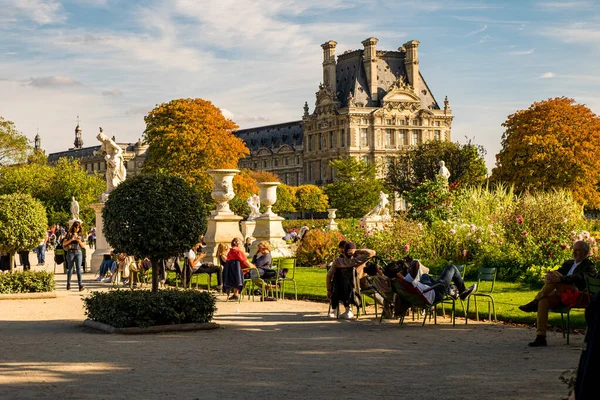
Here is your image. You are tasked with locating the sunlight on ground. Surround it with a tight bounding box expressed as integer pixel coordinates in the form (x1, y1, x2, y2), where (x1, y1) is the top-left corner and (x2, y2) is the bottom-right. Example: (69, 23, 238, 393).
(0, 362, 128, 384)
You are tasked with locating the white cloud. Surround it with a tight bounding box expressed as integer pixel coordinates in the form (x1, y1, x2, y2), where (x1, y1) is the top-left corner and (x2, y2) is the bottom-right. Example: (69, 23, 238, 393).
(467, 25, 488, 36)
(102, 89, 123, 97)
(26, 76, 82, 88)
(539, 23, 600, 45)
(0, 0, 66, 25)
(537, 1, 594, 10)
(508, 48, 534, 55)
(479, 34, 491, 43)
(541, 72, 556, 78)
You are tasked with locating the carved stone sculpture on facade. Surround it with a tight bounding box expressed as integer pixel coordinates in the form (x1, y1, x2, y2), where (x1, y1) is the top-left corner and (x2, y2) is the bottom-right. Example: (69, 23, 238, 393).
(364, 191, 392, 221)
(247, 194, 261, 220)
(95, 128, 126, 201)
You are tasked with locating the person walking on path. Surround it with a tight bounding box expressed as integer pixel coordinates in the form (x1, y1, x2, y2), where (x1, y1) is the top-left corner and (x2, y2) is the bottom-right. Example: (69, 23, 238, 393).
(62, 221, 86, 291)
(35, 230, 49, 265)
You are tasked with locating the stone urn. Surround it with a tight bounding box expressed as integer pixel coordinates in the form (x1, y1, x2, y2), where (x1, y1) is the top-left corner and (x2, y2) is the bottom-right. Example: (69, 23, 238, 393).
(327, 208, 337, 221)
(258, 182, 280, 217)
(207, 169, 239, 215)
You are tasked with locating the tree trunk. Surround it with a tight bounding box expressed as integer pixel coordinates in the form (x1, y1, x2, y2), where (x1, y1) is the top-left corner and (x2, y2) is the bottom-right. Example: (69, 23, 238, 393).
(9, 252, 15, 272)
(151, 257, 159, 293)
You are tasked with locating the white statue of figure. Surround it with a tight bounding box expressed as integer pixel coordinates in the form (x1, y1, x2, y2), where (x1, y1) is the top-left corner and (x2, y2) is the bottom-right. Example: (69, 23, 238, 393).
(70, 196, 80, 219)
(247, 194, 261, 220)
(95, 128, 126, 198)
(438, 160, 451, 181)
(364, 191, 391, 220)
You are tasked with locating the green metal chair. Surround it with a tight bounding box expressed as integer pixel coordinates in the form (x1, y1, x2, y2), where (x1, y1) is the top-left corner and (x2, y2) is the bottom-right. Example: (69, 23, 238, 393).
(277, 258, 298, 300)
(553, 276, 600, 344)
(465, 267, 497, 324)
(438, 265, 466, 326)
(240, 267, 266, 302)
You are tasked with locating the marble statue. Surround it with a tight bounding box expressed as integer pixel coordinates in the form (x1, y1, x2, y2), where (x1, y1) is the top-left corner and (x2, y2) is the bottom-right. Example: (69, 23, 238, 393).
(364, 191, 391, 220)
(95, 128, 126, 199)
(247, 194, 261, 220)
(438, 160, 451, 181)
(70, 196, 80, 219)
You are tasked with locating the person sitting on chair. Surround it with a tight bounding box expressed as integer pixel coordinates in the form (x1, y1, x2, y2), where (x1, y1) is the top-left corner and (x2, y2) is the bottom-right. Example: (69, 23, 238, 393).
(519, 240, 596, 347)
(399, 260, 476, 306)
(223, 237, 256, 301)
(327, 241, 376, 319)
(187, 241, 223, 290)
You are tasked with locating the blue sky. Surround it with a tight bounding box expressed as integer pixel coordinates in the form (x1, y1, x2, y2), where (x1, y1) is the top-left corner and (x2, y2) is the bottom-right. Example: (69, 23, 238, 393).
(1, 0, 600, 170)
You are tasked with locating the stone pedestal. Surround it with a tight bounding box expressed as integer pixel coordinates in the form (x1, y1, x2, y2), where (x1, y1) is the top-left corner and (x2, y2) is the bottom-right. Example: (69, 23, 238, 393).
(241, 220, 256, 239)
(203, 169, 244, 265)
(360, 217, 388, 231)
(249, 182, 288, 257)
(90, 202, 112, 273)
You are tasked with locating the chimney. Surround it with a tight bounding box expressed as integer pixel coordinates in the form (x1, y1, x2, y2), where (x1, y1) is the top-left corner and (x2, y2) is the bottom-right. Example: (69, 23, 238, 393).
(362, 37, 379, 102)
(403, 40, 420, 89)
(321, 40, 337, 96)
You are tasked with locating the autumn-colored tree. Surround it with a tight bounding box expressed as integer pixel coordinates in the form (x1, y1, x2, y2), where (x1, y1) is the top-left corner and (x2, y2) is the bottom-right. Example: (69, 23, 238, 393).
(294, 185, 328, 217)
(229, 169, 280, 217)
(492, 97, 600, 209)
(273, 184, 296, 214)
(324, 157, 383, 218)
(0, 117, 30, 165)
(386, 140, 487, 195)
(142, 98, 249, 203)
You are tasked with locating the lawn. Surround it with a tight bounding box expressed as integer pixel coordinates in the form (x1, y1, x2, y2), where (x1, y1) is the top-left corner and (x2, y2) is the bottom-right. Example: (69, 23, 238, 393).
(180, 267, 587, 329)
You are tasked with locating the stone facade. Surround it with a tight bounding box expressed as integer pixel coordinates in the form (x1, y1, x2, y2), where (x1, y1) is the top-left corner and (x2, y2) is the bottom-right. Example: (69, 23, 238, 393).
(46, 123, 148, 180)
(235, 37, 453, 184)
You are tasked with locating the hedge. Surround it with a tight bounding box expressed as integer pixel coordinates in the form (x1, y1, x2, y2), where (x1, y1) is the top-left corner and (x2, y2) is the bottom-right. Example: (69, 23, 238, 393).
(83, 289, 216, 328)
(0, 271, 55, 294)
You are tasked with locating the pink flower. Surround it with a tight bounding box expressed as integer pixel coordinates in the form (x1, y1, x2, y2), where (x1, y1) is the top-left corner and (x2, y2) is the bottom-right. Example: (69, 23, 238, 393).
(470, 224, 476, 233)
(477, 238, 482, 244)
(590, 237, 596, 245)
(522, 231, 528, 236)
(517, 216, 523, 224)
(449, 229, 456, 234)
(563, 217, 568, 223)
(403, 244, 410, 252)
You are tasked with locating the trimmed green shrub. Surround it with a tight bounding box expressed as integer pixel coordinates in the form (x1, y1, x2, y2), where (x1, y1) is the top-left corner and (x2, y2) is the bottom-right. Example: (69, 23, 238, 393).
(83, 289, 216, 328)
(0, 271, 55, 293)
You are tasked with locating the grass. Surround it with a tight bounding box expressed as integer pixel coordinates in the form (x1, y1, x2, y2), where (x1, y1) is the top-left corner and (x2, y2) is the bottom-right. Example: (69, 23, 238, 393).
(173, 267, 587, 329)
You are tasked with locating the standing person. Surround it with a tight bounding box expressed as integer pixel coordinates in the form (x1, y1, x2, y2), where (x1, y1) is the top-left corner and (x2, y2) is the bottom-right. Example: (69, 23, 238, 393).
(35, 230, 49, 266)
(519, 240, 596, 347)
(62, 221, 86, 291)
(18, 250, 31, 271)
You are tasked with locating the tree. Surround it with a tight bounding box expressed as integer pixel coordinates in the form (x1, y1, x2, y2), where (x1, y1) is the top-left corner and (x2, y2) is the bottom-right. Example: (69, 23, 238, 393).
(0, 158, 104, 227)
(229, 169, 280, 217)
(102, 174, 206, 292)
(142, 98, 250, 204)
(294, 185, 328, 217)
(386, 140, 487, 195)
(273, 184, 296, 214)
(492, 97, 600, 209)
(0, 117, 30, 166)
(0, 193, 47, 271)
(323, 157, 384, 218)
(405, 177, 454, 223)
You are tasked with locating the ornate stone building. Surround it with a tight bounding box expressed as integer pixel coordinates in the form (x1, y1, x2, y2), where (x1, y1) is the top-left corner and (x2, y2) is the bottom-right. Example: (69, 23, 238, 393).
(236, 37, 453, 185)
(47, 122, 148, 180)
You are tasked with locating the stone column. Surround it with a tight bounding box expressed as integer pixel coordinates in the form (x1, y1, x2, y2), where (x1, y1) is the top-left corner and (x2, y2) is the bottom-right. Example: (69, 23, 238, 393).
(250, 182, 288, 257)
(89, 202, 111, 273)
(203, 169, 243, 265)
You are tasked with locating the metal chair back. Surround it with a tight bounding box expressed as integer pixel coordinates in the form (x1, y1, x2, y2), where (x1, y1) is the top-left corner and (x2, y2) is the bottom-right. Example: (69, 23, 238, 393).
(477, 267, 497, 293)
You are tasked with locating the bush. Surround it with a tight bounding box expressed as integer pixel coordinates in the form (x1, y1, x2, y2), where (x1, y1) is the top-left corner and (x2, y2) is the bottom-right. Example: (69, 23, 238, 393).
(296, 229, 344, 267)
(83, 289, 216, 328)
(282, 219, 330, 231)
(0, 271, 55, 293)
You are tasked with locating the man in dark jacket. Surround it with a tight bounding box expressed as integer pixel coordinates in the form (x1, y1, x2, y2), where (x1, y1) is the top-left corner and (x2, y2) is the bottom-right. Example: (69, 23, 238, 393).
(520, 240, 596, 347)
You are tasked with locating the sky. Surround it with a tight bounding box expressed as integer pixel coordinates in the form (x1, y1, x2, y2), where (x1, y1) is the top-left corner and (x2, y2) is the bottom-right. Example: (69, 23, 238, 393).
(1, 0, 600, 170)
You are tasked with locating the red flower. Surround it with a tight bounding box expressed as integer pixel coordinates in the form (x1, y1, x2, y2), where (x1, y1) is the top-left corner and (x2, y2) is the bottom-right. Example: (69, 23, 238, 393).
(517, 216, 524, 224)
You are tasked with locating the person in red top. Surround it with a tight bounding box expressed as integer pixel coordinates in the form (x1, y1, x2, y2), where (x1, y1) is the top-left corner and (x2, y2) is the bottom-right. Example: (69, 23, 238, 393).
(223, 237, 255, 300)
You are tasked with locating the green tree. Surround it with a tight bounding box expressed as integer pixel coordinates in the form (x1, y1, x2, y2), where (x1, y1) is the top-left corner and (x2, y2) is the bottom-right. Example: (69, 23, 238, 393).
(323, 157, 383, 218)
(405, 177, 454, 223)
(492, 97, 600, 209)
(143, 98, 249, 204)
(386, 140, 487, 195)
(0, 158, 104, 227)
(273, 184, 296, 214)
(294, 185, 328, 217)
(0, 193, 47, 271)
(102, 174, 206, 292)
(0, 117, 30, 166)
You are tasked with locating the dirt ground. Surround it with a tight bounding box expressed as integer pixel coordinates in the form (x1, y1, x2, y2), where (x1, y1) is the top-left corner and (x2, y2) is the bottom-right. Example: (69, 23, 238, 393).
(0, 254, 583, 400)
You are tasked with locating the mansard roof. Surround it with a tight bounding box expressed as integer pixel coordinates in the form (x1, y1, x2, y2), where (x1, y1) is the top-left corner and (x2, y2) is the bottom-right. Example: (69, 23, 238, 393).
(335, 49, 439, 110)
(235, 121, 303, 152)
(47, 142, 142, 163)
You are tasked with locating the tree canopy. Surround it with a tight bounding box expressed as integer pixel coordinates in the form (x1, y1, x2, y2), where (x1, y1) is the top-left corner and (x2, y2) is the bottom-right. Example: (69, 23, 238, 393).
(491, 97, 600, 209)
(102, 174, 207, 292)
(0, 193, 47, 271)
(142, 98, 250, 204)
(0, 158, 104, 227)
(294, 185, 328, 216)
(386, 140, 487, 195)
(0, 117, 30, 166)
(323, 157, 383, 218)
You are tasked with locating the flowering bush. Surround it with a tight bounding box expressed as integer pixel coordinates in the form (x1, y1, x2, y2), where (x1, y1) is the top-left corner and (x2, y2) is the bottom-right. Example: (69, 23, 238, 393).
(296, 229, 345, 267)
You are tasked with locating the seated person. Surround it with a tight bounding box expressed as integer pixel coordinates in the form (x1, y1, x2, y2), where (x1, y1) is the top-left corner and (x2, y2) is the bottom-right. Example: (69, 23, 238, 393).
(96, 253, 115, 281)
(223, 237, 255, 301)
(186, 241, 223, 291)
(327, 241, 376, 319)
(519, 240, 596, 347)
(252, 241, 276, 280)
(400, 261, 476, 305)
(217, 243, 229, 266)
